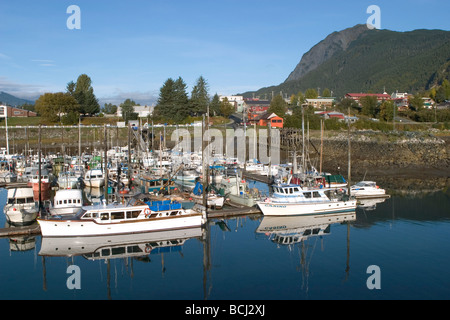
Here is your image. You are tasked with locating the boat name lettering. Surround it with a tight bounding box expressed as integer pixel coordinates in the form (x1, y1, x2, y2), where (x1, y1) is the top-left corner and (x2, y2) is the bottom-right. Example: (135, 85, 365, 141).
(266, 204, 287, 208)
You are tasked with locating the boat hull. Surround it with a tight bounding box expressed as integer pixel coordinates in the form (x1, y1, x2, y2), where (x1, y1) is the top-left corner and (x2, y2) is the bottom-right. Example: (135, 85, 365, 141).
(5, 207, 39, 226)
(228, 194, 257, 207)
(84, 178, 104, 188)
(257, 200, 357, 216)
(38, 213, 205, 237)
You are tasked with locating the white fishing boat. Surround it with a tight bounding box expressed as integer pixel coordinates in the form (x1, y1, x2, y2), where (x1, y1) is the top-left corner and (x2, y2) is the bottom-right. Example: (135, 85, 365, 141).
(218, 175, 260, 207)
(4, 187, 39, 225)
(190, 181, 224, 209)
(257, 184, 356, 216)
(49, 189, 83, 216)
(350, 181, 387, 198)
(58, 171, 80, 189)
(84, 169, 105, 188)
(38, 198, 206, 237)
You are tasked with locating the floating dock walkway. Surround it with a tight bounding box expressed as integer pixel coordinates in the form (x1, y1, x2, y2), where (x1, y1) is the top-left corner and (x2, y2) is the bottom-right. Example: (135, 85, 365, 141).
(0, 224, 41, 238)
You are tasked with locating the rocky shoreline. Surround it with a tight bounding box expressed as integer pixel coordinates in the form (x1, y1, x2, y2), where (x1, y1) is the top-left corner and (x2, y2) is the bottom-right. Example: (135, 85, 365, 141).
(283, 130, 450, 180)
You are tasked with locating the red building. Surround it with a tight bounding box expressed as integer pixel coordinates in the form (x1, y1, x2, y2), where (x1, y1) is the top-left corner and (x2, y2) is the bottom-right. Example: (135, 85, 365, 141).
(0, 105, 37, 117)
(252, 112, 284, 128)
(244, 99, 271, 121)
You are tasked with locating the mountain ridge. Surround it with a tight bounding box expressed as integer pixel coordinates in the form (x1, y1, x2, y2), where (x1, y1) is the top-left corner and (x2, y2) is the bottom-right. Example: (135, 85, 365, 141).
(285, 24, 370, 82)
(242, 25, 450, 99)
(0, 91, 35, 106)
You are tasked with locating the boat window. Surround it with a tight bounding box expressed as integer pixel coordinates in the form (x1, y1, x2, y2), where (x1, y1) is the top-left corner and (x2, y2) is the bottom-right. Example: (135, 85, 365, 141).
(111, 247, 126, 256)
(83, 213, 91, 219)
(17, 198, 26, 204)
(127, 245, 143, 254)
(313, 192, 321, 198)
(111, 211, 125, 220)
(64, 200, 67, 204)
(126, 210, 141, 219)
(293, 187, 300, 192)
(289, 188, 293, 194)
(304, 192, 312, 198)
(170, 211, 178, 216)
(100, 212, 109, 220)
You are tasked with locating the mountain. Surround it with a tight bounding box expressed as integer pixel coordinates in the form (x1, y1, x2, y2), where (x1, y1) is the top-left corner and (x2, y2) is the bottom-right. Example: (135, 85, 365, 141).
(0, 91, 35, 106)
(243, 25, 450, 99)
(285, 24, 369, 83)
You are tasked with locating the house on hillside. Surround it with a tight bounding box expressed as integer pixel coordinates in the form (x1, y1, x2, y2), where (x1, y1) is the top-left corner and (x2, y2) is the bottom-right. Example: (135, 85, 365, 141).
(304, 98, 335, 109)
(0, 105, 37, 118)
(251, 112, 284, 128)
(345, 93, 391, 104)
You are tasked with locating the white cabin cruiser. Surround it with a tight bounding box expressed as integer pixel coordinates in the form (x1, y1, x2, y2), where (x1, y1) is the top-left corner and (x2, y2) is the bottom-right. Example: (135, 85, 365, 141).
(257, 184, 356, 216)
(350, 181, 387, 198)
(38, 199, 206, 237)
(4, 187, 39, 225)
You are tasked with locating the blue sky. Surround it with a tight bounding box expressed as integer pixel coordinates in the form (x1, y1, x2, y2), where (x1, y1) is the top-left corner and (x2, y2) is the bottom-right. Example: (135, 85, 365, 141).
(1, 0, 449, 105)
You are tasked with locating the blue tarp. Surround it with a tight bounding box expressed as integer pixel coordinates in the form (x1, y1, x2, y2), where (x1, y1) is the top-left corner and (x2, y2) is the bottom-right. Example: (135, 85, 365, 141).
(193, 181, 203, 196)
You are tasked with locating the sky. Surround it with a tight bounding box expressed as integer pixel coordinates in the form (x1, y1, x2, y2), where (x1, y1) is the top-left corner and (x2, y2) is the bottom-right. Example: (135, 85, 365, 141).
(0, 0, 449, 106)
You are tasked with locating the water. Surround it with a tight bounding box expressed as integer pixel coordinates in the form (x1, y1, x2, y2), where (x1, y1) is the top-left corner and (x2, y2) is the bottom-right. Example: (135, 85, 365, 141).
(0, 185, 449, 300)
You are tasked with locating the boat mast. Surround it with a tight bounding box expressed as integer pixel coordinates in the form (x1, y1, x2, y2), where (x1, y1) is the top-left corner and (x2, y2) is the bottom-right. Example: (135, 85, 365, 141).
(347, 107, 352, 197)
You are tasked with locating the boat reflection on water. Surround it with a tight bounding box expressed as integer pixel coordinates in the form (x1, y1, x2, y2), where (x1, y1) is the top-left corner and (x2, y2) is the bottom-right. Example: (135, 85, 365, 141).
(256, 212, 356, 295)
(256, 212, 356, 246)
(39, 227, 204, 260)
(357, 197, 388, 211)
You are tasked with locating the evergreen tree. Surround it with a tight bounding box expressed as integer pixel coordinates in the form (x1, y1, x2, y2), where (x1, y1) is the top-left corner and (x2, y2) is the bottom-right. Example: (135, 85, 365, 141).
(190, 76, 209, 116)
(155, 77, 189, 122)
(209, 94, 221, 116)
(70, 74, 100, 116)
(173, 77, 189, 121)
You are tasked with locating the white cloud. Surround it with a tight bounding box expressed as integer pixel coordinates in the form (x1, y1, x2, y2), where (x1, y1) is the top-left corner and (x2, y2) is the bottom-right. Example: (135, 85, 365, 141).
(31, 59, 56, 67)
(0, 76, 58, 101)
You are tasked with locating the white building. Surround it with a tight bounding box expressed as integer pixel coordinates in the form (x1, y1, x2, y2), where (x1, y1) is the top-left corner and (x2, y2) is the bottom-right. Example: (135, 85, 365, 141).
(117, 105, 155, 118)
(219, 95, 245, 112)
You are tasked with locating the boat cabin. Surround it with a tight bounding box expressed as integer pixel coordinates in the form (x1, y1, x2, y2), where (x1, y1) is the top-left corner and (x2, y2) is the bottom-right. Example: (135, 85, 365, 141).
(271, 184, 331, 202)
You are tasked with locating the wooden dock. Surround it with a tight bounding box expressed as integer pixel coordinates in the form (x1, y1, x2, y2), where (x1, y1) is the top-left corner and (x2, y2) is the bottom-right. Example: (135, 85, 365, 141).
(0, 224, 41, 238)
(207, 206, 262, 219)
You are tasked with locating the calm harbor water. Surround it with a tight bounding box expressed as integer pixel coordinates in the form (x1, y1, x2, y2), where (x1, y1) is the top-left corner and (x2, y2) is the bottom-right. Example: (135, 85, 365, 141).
(0, 182, 449, 300)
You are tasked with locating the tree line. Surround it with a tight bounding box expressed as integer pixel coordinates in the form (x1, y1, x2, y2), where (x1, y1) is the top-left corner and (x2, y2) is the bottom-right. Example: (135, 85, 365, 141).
(34, 74, 100, 124)
(152, 76, 234, 123)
